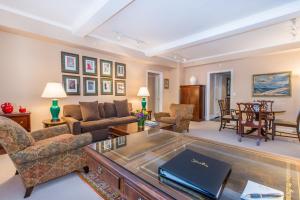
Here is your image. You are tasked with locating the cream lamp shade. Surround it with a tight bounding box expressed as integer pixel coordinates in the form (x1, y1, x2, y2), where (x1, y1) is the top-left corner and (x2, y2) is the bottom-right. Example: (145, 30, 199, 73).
(137, 87, 150, 97)
(41, 82, 67, 98)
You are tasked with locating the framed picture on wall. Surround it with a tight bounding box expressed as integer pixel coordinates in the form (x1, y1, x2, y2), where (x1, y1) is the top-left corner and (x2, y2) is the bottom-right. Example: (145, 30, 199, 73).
(164, 78, 169, 89)
(61, 52, 79, 74)
(62, 75, 80, 95)
(100, 59, 113, 77)
(115, 62, 126, 79)
(100, 78, 113, 95)
(82, 56, 97, 76)
(115, 80, 126, 96)
(252, 71, 291, 97)
(83, 77, 98, 96)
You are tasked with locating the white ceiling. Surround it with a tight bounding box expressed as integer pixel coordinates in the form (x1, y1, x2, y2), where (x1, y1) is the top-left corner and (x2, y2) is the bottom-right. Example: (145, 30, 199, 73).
(0, 0, 300, 67)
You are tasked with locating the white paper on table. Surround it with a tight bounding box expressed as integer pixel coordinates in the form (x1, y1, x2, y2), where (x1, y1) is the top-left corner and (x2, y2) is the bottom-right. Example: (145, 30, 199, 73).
(241, 180, 284, 200)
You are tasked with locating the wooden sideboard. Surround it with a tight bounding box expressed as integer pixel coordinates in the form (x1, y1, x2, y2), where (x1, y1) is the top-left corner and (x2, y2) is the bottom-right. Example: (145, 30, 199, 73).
(180, 85, 205, 121)
(0, 112, 31, 154)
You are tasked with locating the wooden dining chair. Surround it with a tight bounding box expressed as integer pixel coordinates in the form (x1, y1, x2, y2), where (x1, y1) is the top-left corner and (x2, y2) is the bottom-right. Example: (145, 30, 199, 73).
(272, 111, 300, 141)
(256, 100, 274, 130)
(237, 103, 267, 146)
(218, 99, 238, 133)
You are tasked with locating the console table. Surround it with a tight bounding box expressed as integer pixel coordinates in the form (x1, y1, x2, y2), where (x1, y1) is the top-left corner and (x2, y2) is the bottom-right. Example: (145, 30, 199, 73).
(0, 112, 31, 154)
(85, 129, 300, 199)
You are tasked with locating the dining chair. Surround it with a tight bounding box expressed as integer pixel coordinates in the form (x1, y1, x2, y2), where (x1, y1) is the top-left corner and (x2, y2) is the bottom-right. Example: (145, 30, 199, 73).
(237, 103, 267, 146)
(271, 111, 300, 141)
(218, 99, 238, 133)
(256, 100, 274, 130)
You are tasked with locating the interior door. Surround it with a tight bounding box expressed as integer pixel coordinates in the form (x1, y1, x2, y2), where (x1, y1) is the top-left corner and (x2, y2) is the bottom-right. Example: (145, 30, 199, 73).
(213, 74, 223, 117)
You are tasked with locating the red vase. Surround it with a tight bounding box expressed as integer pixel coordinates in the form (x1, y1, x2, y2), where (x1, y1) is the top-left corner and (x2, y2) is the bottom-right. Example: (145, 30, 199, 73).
(1, 102, 14, 114)
(19, 106, 26, 113)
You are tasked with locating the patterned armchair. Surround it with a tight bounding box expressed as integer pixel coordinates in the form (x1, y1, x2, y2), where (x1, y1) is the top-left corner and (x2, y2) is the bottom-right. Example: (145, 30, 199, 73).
(154, 104, 194, 133)
(0, 116, 92, 198)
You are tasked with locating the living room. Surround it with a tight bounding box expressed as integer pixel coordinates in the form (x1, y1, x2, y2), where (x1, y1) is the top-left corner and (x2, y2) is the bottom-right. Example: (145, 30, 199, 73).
(0, 1, 300, 200)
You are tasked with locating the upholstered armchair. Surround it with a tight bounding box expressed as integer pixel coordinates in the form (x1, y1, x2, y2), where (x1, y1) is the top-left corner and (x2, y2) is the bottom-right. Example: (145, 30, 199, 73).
(0, 116, 92, 198)
(154, 104, 194, 133)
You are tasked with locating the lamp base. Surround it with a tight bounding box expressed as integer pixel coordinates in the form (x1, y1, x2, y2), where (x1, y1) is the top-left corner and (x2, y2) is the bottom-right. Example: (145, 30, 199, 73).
(141, 97, 147, 110)
(50, 99, 60, 122)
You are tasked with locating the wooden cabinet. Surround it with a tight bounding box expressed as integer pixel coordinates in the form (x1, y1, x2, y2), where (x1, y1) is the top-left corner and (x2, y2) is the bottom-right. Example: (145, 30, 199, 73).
(0, 113, 31, 154)
(180, 85, 205, 121)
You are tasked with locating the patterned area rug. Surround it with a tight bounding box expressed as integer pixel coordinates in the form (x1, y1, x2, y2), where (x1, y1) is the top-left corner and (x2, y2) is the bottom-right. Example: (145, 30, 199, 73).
(77, 171, 121, 200)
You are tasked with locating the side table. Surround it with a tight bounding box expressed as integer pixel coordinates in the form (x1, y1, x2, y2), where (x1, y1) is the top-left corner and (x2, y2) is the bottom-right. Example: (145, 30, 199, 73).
(42, 119, 66, 128)
(0, 112, 31, 155)
(147, 110, 152, 120)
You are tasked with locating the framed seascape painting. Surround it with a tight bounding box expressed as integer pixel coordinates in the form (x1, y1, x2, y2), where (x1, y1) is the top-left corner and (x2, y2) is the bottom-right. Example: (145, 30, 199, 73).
(62, 75, 80, 95)
(115, 62, 126, 79)
(115, 80, 126, 96)
(61, 52, 79, 74)
(100, 59, 113, 77)
(83, 77, 98, 96)
(252, 71, 291, 97)
(82, 56, 97, 76)
(100, 78, 113, 95)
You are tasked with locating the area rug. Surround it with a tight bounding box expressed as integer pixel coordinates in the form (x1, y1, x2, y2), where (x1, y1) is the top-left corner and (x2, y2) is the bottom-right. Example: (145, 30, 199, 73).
(77, 171, 121, 200)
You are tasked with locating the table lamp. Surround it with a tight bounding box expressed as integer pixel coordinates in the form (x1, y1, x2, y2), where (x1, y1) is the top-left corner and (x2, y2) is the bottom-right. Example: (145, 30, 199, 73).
(137, 87, 150, 110)
(41, 82, 67, 121)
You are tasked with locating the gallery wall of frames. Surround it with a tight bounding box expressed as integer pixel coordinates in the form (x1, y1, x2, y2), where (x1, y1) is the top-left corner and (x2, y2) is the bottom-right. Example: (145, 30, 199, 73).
(61, 51, 127, 96)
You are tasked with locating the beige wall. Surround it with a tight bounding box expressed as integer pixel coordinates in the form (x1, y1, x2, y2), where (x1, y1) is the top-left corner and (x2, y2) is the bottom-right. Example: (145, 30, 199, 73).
(0, 31, 178, 130)
(184, 51, 300, 121)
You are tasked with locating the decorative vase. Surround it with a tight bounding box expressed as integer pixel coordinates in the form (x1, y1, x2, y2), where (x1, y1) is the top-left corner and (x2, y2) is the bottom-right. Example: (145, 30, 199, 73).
(1, 102, 14, 114)
(189, 76, 197, 85)
(138, 118, 145, 128)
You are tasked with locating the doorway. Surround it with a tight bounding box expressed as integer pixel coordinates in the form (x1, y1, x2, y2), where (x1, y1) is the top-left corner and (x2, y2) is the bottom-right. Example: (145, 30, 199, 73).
(146, 71, 163, 113)
(207, 71, 232, 120)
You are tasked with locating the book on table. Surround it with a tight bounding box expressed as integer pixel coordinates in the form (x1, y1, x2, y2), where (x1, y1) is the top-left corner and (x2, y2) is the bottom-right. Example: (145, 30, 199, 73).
(158, 149, 231, 200)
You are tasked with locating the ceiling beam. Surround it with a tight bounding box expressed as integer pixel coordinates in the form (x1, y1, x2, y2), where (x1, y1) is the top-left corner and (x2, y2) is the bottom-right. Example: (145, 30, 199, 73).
(145, 1, 300, 57)
(182, 39, 300, 67)
(72, 0, 134, 37)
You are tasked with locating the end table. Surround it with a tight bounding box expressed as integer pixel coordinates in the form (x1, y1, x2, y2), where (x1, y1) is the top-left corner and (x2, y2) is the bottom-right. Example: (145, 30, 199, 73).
(42, 119, 66, 128)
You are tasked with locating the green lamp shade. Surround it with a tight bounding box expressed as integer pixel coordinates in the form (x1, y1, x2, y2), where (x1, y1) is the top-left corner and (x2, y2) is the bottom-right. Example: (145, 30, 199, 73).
(50, 99, 60, 121)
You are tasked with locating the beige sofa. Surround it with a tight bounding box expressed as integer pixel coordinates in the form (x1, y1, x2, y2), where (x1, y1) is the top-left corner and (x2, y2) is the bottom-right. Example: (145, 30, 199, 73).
(63, 101, 137, 141)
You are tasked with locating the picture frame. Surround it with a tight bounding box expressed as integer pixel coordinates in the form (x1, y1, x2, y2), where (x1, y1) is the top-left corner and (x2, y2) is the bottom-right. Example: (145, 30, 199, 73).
(100, 59, 113, 77)
(100, 78, 113, 95)
(62, 75, 80, 95)
(115, 80, 126, 96)
(82, 56, 97, 76)
(115, 136, 127, 148)
(83, 77, 98, 96)
(252, 71, 291, 97)
(61, 52, 79, 74)
(164, 78, 169, 89)
(115, 62, 126, 79)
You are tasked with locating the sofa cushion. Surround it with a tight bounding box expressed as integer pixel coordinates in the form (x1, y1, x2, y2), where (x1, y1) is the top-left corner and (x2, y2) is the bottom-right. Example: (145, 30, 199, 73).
(0, 116, 35, 154)
(98, 103, 105, 118)
(159, 117, 176, 124)
(104, 102, 117, 118)
(63, 105, 83, 121)
(79, 101, 100, 121)
(114, 99, 130, 117)
(80, 118, 118, 132)
(113, 116, 137, 125)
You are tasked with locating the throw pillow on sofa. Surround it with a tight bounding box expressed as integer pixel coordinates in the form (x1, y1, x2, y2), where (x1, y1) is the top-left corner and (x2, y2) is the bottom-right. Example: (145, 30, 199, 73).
(114, 99, 130, 117)
(103, 102, 117, 118)
(79, 101, 101, 121)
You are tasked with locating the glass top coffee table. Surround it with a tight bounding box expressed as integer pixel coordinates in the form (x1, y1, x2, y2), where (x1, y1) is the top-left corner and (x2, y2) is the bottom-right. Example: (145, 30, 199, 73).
(86, 129, 300, 200)
(109, 121, 174, 136)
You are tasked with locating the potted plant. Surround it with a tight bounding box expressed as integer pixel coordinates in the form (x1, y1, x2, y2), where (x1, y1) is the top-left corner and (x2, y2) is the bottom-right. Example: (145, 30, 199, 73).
(135, 110, 148, 128)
